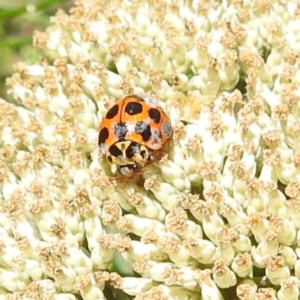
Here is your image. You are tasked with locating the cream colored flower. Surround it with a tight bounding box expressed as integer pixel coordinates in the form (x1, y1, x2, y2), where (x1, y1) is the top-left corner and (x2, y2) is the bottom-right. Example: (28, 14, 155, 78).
(2, 0, 300, 299)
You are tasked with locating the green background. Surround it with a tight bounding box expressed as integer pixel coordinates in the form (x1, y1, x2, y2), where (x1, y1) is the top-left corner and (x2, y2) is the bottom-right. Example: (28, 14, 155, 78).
(0, 0, 72, 99)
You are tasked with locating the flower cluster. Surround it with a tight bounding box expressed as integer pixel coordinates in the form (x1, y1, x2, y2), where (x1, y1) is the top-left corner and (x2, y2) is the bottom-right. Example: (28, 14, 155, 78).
(2, 0, 300, 299)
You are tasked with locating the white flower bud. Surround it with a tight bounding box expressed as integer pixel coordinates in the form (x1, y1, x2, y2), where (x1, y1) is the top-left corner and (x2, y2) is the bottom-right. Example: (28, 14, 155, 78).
(183, 238, 216, 265)
(195, 269, 224, 300)
(165, 208, 203, 240)
(110, 273, 153, 296)
(236, 280, 257, 300)
(231, 254, 253, 278)
(279, 246, 297, 269)
(0, 270, 28, 292)
(212, 261, 237, 288)
(144, 176, 181, 210)
(277, 276, 300, 300)
(252, 231, 279, 268)
(294, 259, 300, 279)
(74, 273, 107, 300)
(126, 188, 166, 221)
(117, 214, 164, 237)
(266, 256, 290, 286)
(155, 159, 191, 192)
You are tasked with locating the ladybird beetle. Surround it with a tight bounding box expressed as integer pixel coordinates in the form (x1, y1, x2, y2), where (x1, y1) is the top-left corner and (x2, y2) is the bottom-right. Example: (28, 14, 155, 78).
(98, 95, 173, 177)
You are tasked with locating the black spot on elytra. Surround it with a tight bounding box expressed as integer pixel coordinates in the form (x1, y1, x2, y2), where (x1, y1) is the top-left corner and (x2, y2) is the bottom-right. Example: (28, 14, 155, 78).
(125, 102, 143, 115)
(106, 104, 119, 119)
(98, 127, 109, 146)
(135, 121, 152, 142)
(149, 108, 161, 123)
(109, 144, 122, 158)
(114, 122, 128, 140)
(125, 142, 139, 159)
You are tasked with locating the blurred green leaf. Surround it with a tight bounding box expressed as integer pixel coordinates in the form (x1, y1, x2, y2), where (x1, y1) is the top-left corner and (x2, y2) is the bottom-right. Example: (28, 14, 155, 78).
(0, 0, 73, 99)
(0, 0, 70, 19)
